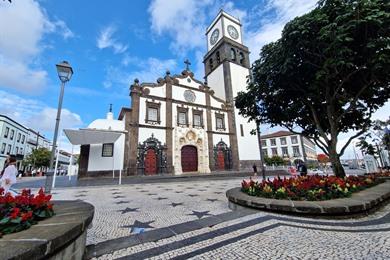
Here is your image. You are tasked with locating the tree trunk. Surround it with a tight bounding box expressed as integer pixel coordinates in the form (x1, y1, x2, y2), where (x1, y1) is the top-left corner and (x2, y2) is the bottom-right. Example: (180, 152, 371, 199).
(329, 146, 345, 178)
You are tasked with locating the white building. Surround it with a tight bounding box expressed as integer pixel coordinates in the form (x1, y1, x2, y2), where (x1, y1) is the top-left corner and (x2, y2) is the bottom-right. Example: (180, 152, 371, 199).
(78, 108, 125, 177)
(0, 115, 29, 170)
(0, 114, 53, 173)
(77, 11, 261, 177)
(260, 130, 317, 164)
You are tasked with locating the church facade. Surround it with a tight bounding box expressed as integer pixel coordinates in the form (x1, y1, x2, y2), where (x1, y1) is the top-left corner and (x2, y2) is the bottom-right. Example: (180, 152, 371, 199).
(78, 11, 261, 177)
(119, 11, 261, 176)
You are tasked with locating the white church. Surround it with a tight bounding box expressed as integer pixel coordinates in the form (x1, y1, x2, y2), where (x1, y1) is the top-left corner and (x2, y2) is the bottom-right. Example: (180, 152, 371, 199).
(74, 11, 261, 177)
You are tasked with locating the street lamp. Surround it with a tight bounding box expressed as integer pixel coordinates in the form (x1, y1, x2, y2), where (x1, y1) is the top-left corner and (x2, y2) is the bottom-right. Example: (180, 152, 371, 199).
(49, 61, 73, 170)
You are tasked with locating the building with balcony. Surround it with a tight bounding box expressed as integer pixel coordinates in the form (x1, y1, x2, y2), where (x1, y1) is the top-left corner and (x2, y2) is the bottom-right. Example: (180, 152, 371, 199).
(260, 130, 317, 165)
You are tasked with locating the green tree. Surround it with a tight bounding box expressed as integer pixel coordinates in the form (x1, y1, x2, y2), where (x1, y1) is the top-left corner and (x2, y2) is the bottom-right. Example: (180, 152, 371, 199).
(236, 0, 390, 177)
(23, 148, 51, 169)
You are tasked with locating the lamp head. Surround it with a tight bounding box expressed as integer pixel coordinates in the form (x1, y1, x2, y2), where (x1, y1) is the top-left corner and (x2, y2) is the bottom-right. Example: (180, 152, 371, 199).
(56, 61, 73, 83)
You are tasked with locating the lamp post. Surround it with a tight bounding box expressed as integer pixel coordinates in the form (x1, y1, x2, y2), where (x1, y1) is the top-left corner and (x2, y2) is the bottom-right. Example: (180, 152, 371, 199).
(49, 61, 73, 170)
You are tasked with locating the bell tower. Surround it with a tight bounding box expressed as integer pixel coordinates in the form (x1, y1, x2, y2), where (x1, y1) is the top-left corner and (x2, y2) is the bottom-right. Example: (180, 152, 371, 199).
(204, 10, 250, 101)
(204, 10, 260, 170)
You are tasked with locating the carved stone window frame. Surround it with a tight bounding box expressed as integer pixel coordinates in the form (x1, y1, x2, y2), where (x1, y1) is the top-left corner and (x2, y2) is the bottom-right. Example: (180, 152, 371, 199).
(215, 112, 226, 131)
(192, 108, 204, 128)
(145, 101, 161, 125)
(177, 106, 189, 127)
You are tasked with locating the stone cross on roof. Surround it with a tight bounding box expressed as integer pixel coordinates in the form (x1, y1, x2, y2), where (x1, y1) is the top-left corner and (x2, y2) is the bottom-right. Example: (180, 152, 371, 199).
(184, 59, 191, 71)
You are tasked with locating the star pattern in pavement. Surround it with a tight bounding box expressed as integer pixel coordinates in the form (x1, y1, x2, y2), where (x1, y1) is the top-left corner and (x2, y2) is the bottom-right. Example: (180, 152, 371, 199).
(115, 200, 130, 204)
(188, 210, 212, 219)
(170, 202, 183, 207)
(156, 197, 168, 200)
(214, 192, 223, 194)
(206, 198, 218, 202)
(113, 195, 125, 199)
(118, 207, 139, 214)
(188, 194, 198, 197)
(147, 193, 157, 196)
(122, 220, 154, 233)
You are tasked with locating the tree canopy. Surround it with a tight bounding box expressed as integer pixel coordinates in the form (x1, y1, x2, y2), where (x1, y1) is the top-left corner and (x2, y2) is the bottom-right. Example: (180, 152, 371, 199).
(23, 148, 51, 169)
(236, 0, 390, 177)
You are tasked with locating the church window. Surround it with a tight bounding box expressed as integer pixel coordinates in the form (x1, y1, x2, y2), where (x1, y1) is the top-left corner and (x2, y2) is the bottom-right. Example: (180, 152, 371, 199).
(177, 107, 189, 126)
(239, 52, 245, 64)
(209, 58, 213, 69)
(192, 109, 203, 128)
(10, 129, 14, 140)
(216, 51, 221, 63)
(1, 143, 5, 154)
(148, 108, 158, 122)
(102, 143, 114, 157)
(215, 113, 225, 130)
(146, 101, 161, 124)
(240, 124, 244, 137)
(230, 48, 236, 61)
(4, 127, 9, 138)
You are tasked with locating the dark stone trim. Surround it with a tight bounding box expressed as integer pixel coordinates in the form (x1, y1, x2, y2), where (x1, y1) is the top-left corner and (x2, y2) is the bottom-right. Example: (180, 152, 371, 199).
(138, 124, 173, 130)
(143, 94, 228, 112)
(127, 82, 142, 175)
(192, 108, 204, 128)
(176, 105, 189, 127)
(205, 91, 215, 171)
(118, 107, 132, 120)
(145, 101, 161, 125)
(165, 78, 174, 173)
(137, 134, 167, 175)
(207, 131, 232, 135)
(215, 112, 226, 131)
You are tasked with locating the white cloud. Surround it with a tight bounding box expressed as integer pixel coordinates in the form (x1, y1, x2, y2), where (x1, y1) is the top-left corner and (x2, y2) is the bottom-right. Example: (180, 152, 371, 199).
(245, 0, 317, 61)
(0, 0, 73, 92)
(97, 25, 128, 54)
(104, 57, 177, 89)
(0, 89, 82, 141)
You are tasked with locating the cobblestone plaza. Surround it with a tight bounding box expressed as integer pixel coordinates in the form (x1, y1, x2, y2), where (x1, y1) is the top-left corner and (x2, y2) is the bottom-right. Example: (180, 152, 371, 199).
(50, 177, 390, 259)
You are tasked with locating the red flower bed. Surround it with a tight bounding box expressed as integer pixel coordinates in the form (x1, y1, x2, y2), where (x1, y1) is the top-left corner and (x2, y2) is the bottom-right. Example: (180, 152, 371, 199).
(0, 188, 54, 237)
(241, 175, 384, 201)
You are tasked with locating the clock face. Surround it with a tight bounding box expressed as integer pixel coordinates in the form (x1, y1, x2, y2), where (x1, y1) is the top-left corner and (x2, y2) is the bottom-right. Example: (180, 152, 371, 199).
(184, 90, 196, 103)
(227, 25, 239, 40)
(210, 29, 219, 45)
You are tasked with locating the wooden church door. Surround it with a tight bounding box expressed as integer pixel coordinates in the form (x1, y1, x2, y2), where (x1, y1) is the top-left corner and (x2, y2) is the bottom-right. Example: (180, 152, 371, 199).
(181, 145, 198, 172)
(217, 150, 225, 170)
(144, 149, 157, 175)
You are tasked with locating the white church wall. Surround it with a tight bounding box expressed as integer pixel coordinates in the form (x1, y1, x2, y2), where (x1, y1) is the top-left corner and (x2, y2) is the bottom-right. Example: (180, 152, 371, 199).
(147, 84, 166, 97)
(207, 65, 225, 100)
(210, 110, 229, 133)
(139, 97, 166, 127)
(176, 77, 202, 90)
(87, 134, 125, 172)
(210, 95, 224, 108)
(213, 134, 230, 146)
(230, 63, 249, 96)
(172, 85, 206, 106)
(138, 127, 165, 145)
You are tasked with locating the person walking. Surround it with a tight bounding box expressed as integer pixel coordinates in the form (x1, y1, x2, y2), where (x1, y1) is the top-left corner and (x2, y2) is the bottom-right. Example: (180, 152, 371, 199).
(252, 164, 258, 176)
(0, 154, 10, 178)
(298, 162, 308, 177)
(1, 156, 17, 194)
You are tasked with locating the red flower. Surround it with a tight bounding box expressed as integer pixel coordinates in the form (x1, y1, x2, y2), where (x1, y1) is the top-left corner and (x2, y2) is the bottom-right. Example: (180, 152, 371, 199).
(10, 207, 20, 219)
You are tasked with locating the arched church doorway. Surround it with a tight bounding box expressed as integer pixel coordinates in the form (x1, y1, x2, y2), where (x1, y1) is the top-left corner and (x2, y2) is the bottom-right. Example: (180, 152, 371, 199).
(181, 145, 198, 172)
(213, 139, 232, 170)
(144, 148, 157, 175)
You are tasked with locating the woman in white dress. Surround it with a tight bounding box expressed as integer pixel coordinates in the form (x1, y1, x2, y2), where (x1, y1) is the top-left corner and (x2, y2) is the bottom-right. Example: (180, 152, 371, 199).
(1, 156, 17, 194)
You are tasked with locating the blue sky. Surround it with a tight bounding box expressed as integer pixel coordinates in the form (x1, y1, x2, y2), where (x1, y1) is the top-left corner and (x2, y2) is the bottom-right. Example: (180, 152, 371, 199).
(0, 0, 388, 158)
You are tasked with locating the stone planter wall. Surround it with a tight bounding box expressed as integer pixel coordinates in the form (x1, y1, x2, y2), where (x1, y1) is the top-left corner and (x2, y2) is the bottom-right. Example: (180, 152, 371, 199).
(0, 200, 94, 260)
(226, 181, 390, 215)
